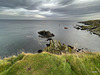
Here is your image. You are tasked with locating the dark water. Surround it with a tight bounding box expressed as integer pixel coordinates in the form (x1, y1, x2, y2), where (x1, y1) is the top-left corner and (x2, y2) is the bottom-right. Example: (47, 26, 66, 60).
(0, 20, 100, 57)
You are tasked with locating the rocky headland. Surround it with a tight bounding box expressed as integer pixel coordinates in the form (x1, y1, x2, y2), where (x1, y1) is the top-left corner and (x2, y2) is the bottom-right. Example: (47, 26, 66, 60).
(74, 20, 100, 36)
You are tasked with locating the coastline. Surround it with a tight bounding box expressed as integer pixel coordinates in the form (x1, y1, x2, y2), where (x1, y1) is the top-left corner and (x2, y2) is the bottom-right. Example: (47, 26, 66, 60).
(74, 20, 100, 36)
(0, 20, 100, 75)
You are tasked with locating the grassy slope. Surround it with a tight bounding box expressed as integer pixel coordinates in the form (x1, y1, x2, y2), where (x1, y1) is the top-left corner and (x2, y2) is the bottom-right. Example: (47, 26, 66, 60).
(79, 20, 100, 25)
(0, 52, 100, 75)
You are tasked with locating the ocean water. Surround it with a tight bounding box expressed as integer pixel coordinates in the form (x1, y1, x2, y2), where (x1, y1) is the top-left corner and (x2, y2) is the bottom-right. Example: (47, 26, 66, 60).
(0, 20, 100, 57)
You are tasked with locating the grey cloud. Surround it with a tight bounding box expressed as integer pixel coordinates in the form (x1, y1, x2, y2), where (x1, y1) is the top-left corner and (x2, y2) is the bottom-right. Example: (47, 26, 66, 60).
(58, 0, 74, 5)
(39, 0, 74, 11)
(0, 0, 42, 10)
(39, 7, 50, 11)
(0, 0, 100, 20)
(51, 0, 100, 16)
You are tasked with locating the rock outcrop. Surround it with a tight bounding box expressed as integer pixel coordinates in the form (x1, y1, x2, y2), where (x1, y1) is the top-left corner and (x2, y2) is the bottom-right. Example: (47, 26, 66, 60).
(38, 30, 55, 38)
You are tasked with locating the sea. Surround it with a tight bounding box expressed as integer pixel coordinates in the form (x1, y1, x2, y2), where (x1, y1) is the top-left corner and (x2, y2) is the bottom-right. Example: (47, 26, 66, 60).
(0, 20, 100, 58)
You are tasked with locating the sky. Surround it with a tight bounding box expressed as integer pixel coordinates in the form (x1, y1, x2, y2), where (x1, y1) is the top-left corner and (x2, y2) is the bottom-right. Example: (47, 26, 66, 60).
(0, 0, 100, 20)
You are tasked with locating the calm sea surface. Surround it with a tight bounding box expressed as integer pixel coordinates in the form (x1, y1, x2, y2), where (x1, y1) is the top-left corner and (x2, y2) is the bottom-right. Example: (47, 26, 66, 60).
(0, 20, 100, 57)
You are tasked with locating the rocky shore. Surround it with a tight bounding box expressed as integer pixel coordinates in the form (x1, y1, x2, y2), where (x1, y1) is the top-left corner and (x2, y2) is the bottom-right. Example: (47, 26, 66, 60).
(38, 30, 89, 55)
(43, 40, 88, 55)
(74, 20, 100, 36)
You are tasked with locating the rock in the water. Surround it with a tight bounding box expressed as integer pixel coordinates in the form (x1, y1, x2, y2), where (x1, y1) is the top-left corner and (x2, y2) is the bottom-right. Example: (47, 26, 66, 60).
(74, 25, 81, 30)
(64, 27, 68, 29)
(68, 45, 74, 49)
(47, 38, 52, 41)
(38, 30, 55, 38)
(38, 50, 43, 53)
(46, 44, 50, 47)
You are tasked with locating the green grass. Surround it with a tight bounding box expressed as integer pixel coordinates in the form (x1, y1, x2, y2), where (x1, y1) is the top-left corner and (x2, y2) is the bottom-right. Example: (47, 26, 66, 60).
(0, 53, 25, 74)
(79, 20, 100, 25)
(0, 52, 100, 75)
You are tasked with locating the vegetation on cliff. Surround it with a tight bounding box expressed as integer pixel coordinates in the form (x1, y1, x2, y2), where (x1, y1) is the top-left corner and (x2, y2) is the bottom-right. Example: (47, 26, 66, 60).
(44, 40, 87, 55)
(0, 52, 100, 75)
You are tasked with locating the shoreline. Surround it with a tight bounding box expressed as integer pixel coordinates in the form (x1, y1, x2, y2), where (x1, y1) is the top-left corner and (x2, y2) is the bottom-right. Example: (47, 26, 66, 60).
(74, 20, 100, 36)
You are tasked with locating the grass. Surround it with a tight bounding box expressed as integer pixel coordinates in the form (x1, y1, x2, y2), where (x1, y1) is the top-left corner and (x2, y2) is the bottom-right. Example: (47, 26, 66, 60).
(0, 52, 100, 75)
(79, 20, 100, 25)
(0, 53, 25, 74)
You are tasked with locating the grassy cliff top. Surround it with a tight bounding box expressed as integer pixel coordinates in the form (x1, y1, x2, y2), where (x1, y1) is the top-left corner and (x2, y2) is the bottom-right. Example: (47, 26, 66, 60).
(0, 52, 100, 75)
(79, 20, 100, 25)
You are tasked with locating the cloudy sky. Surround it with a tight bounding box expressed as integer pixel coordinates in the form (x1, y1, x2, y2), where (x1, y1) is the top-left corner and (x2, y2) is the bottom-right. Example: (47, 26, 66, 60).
(0, 0, 100, 20)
